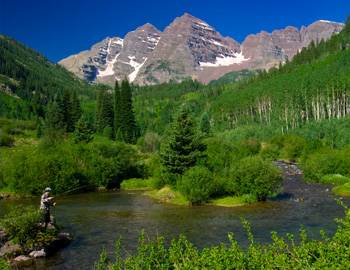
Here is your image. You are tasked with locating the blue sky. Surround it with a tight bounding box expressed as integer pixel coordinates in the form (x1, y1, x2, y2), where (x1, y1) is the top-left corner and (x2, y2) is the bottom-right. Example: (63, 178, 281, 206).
(0, 0, 348, 62)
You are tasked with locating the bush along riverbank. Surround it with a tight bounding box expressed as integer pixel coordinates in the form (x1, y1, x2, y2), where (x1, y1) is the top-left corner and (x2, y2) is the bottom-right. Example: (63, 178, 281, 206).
(0, 206, 72, 268)
(120, 108, 283, 207)
(95, 208, 350, 269)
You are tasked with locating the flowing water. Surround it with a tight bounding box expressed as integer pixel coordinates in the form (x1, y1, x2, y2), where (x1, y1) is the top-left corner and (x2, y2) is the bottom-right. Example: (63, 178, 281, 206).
(0, 163, 349, 270)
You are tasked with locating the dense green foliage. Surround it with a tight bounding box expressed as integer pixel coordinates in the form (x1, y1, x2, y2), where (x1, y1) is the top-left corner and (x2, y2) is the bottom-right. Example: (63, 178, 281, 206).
(0, 206, 57, 249)
(95, 80, 139, 142)
(0, 35, 94, 119)
(228, 156, 282, 200)
(97, 209, 350, 269)
(0, 258, 10, 270)
(160, 109, 206, 180)
(132, 20, 350, 136)
(178, 166, 214, 204)
(208, 69, 256, 86)
(0, 138, 142, 194)
(74, 117, 94, 143)
(45, 89, 82, 135)
(96, 86, 114, 136)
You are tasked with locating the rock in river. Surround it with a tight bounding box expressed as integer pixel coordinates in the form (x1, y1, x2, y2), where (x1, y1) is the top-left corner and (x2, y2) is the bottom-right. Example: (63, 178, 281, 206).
(29, 249, 46, 258)
(0, 242, 22, 258)
(12, 255, 33, 268)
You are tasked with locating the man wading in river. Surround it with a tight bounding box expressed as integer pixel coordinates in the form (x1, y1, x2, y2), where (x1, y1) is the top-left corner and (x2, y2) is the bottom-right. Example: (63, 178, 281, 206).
(40, 187, 56, 229)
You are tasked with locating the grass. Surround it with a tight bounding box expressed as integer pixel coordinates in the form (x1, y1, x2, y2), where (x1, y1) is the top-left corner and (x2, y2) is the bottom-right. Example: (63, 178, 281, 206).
(144, 186, 189, 206)
(333, 182, 350, 197)
(120, 178, 155, 190)
(210, 194, 256, 207)
(0, 258, 10, 270)
(320, 174, 350, 185)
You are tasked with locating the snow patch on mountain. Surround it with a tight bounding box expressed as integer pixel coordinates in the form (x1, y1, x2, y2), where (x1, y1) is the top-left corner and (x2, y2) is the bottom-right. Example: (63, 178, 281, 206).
(318, 20, 344, 25)
(210, 39, 225, 47)
(195, 21, 213, 31)
(97, 53, 120, 77)
(112, 38, 124, 45)
(128, 57, 148, 82)
(199, 52, 249, 67)
(97, 38, 124, 77)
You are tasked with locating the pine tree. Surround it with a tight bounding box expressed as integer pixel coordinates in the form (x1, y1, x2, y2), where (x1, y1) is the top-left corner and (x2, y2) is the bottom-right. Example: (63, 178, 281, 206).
(114, 81, 122, 139)
(62, 90, 74, 132)
(95, 88, 114, 135)
(200, 112, 211, 135)
(160, 108, 206, 180)
(74, 117, 94, 143)
(120, 79, 138, 143)
(45, 101, 65, 130)
(96, 88, 103, 131)
(71, 91, 82, 130)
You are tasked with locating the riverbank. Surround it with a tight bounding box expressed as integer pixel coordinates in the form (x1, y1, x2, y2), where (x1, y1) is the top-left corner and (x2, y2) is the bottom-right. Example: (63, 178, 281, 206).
(0, 207, 72, 268)
(121, 179, 253, 207)
(0, 191, 25, 200)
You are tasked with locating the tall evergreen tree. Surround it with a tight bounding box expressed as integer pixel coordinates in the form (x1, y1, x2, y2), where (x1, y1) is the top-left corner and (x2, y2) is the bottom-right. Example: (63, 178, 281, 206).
(160, 108, 206, 179)
(74, 116, 94, 143)
(114, 81, 122, 139)
(45, 101, 65, 130)
(96, 88, 114, 135)
(200, 112, 211, 135)
(71, 91, 82, 130)
(61, 90, 74, 132)
(120, 79, 138, 143)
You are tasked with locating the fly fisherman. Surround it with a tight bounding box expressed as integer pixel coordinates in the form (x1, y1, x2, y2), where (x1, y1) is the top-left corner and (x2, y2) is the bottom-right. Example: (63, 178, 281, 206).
(40, 187, 56, 229)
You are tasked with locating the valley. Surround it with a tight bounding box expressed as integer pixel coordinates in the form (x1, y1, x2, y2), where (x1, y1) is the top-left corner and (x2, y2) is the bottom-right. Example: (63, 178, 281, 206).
(1, 6, 350, 269)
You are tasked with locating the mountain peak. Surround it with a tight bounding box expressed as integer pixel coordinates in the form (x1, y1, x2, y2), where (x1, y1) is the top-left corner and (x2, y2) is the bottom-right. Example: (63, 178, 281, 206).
(317, 19, 345, 25)
(136, 23, 160, 33)
(60, 15, 344, 86)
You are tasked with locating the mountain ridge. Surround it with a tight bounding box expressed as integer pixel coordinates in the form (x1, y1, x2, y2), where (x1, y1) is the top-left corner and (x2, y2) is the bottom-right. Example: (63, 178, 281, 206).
(59, 13, 344, 85)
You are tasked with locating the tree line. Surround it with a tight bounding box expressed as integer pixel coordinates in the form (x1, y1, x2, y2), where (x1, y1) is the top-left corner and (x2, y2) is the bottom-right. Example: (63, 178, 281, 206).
(95, 79, 139, 143)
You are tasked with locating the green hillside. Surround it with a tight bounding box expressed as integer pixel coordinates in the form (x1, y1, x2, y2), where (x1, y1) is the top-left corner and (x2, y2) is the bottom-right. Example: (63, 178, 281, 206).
(0, 35, 94, 119)
(208, 69, 256, 86)
(133, 18, 350, 135)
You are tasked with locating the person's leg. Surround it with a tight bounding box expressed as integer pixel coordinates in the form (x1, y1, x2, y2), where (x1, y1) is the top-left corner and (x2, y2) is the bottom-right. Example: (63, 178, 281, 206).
(44, 211, 50, 229)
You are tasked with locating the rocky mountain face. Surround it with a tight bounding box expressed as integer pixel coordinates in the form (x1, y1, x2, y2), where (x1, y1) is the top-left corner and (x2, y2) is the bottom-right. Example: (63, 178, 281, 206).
(59, 14, 344, 85)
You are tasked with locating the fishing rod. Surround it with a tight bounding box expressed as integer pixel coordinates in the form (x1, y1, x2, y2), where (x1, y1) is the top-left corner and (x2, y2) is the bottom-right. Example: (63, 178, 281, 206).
(59, 185, 93, 196)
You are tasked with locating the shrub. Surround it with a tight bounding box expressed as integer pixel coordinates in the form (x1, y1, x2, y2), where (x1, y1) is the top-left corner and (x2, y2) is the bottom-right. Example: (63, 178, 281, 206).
(204, 137, 238, 176)
(0, 206, 42, 245)
(228, 156, 282, 200)
(320, 174, 350, 185)
(269, 134, 306, 161)
(102, 126, 114, 139)
(302, 147, 350, 182)
(0, 132, 14, 147)
(137, 132, 161, 153)
(0, 206, 58, 250)
(333, 182, 350, 196)
(236, 139, 261, 157)
(96, 210, 350, 269)
(178, 166, 214, 204)
(281, 135, 306, 161)
(120, 178, 155, 190)
(260, 142, 280, 160)
(85, 141, 141, 188)
(0, 258, 10, 270)
(1, 140, 143, 194)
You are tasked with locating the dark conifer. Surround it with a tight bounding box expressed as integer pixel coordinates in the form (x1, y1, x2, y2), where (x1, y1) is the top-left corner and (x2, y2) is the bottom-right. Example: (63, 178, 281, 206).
(120, 79, 138, 143)
(160, 108, 206, 179)
(114, 81, 122, 139)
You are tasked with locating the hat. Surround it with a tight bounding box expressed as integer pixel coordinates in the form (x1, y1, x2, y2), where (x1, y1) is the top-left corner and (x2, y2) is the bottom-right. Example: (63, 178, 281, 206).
(44, 187, 52, 192)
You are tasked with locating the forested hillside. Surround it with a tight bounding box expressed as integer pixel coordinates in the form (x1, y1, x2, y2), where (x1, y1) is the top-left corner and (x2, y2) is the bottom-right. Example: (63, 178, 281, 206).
(0, 35, 94, 119)
(133, 17, 350, 134)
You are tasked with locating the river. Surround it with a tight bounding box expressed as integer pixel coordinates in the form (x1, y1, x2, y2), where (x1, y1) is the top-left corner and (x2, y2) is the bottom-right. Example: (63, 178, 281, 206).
(0, 162, 349, 269)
